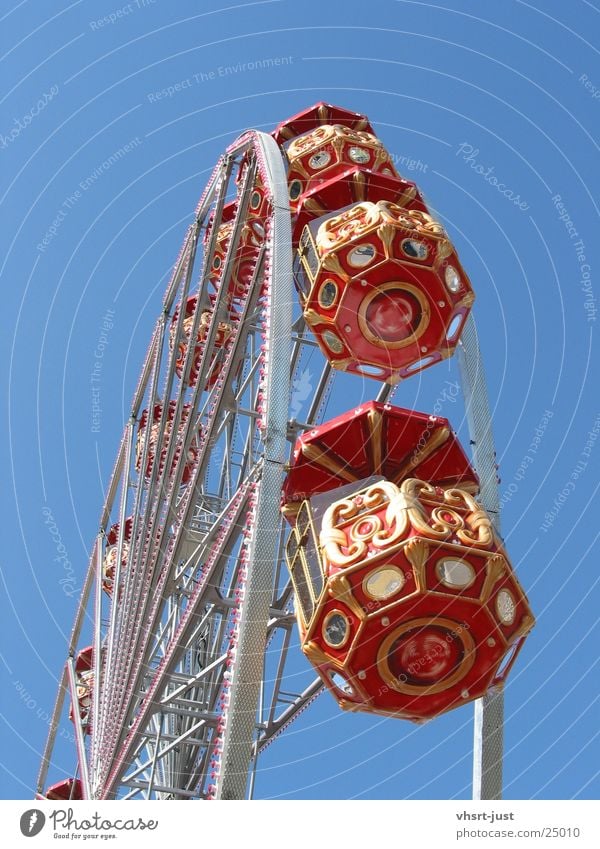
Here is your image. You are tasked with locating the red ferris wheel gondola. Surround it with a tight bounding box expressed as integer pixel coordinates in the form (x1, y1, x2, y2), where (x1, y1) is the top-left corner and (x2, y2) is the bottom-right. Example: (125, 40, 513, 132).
(272, 101, 375, 146)
(291, 166, 429, 247)
(169, 295, 234, 389)
(295, 202, 475, 382)
(135, 401, 199, 485)
(68, 646, 94, 733)
(270, 102, 475, 382)
(283, 125, 399, 214)
(284, 477, 534, 722)
(206, 200, 266, 303)
(102, 517, 133, 596)
(43, 778, 83, 800)
(282, 400, 479, 522)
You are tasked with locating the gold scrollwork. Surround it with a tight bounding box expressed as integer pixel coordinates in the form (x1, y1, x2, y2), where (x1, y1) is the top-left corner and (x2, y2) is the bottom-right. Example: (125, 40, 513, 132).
(303, 308, 322, 327)
(399, 185, 417, 205)
(372, 145, 395, 172)
(320, 251, 350, 280)
(508, 613, 535, 644)
(320, 481, 394, 566)
(329, 356, 354, 371)
(320, 502, 366, 568)
(337, 125, 382, 145)
(430, 507, 465, 535)
(378, 222, 396, 259)
(316, 202, 381, 252)
(287, 125, 382, 161)
(444, 487, 496, 548)
(319, 478, 498, 570)
(455, 291, 476, 309)
(350, 514, 383, 541)
(304, 639, 341, 668)
(392, 479, 452, 540)
(287, 125, 336, 158)
(380, 204, 447, 236)
(217, 221, 234, 241)
(437, 239, 454, 260)
(314, 200, 451, 260)
(352, 170, 367, 201)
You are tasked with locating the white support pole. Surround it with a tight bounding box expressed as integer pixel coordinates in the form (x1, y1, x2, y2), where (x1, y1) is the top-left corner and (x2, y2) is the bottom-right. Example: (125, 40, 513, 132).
(217, 132, 293, 800)
(91, 533, 103, 793)
(67, 657, 91, 800)
(457, 314, 504, 801)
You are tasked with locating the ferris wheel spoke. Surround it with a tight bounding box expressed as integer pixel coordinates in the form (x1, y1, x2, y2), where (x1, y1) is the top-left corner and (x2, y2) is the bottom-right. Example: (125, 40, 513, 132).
(89, 142, 263, 795)
(101, 477, 256, 795)
(256, 678, 325, 757)
(99, 195, 269, 773)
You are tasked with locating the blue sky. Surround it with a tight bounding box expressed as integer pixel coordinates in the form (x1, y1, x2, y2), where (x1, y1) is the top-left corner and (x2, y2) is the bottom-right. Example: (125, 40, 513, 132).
(1, 0, 599, 800)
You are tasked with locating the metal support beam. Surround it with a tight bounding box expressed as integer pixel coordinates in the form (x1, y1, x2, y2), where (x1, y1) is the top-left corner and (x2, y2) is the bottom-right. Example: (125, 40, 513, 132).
(457, 314, 504, 801)
(66, 657, 91, 799)
(217, 132, 293, 799)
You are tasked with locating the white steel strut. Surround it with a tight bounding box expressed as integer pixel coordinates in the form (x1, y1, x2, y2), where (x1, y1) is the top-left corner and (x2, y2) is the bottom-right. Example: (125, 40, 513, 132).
(458, 317, 504, 801)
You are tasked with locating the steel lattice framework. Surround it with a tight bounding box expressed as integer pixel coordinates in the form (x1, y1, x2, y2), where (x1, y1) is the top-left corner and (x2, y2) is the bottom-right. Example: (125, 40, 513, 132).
(37, 130, 503, 801)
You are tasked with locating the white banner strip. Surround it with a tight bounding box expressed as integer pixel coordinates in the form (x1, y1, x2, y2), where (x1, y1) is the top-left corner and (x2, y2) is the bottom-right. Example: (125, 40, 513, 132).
(1, 800, 598, 847)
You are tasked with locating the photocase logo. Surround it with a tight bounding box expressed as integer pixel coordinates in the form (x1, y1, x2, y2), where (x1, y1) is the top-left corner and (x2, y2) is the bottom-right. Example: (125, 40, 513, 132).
(19, 810, 46, 837)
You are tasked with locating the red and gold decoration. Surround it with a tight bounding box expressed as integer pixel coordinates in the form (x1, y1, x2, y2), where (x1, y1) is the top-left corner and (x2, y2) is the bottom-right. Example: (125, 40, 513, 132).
(285, 478, 534, 722)
(68, 646, 94, 733)
(292, 166, 429, 247)
(273, 101, 375, 146)
(283, 124, 399, 214)
(270, 101, 475, 382)
(136, 401, 199, 485)
(169, 295, 233, 389)
(296, 201, 474, 382)
(206, 199, 267, 303)
(282, 401, 479, 523)
(234, 159, 271, 223)
(277, 104, 533, 727)
(102, 517, 133, 596)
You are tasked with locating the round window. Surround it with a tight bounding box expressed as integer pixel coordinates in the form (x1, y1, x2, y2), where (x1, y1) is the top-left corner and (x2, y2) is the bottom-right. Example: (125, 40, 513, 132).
(309, 150, 331, 170)
(289, 180, 303, 201)
(496, 589, 516, 625)
(437, 558, 475, 589)
(348, 146, 370, 164)
(402, 238, 429, 260)
(445, 265, 462, 293)
(364, 566, 405, 600)
(323, 612, 349, 647)
(318, 279, 338, 308)
(348, 244, 376, 268)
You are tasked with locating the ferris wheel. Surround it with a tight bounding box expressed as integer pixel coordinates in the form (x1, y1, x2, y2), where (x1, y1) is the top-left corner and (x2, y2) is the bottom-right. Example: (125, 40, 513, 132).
(37, 103, 534, 802)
